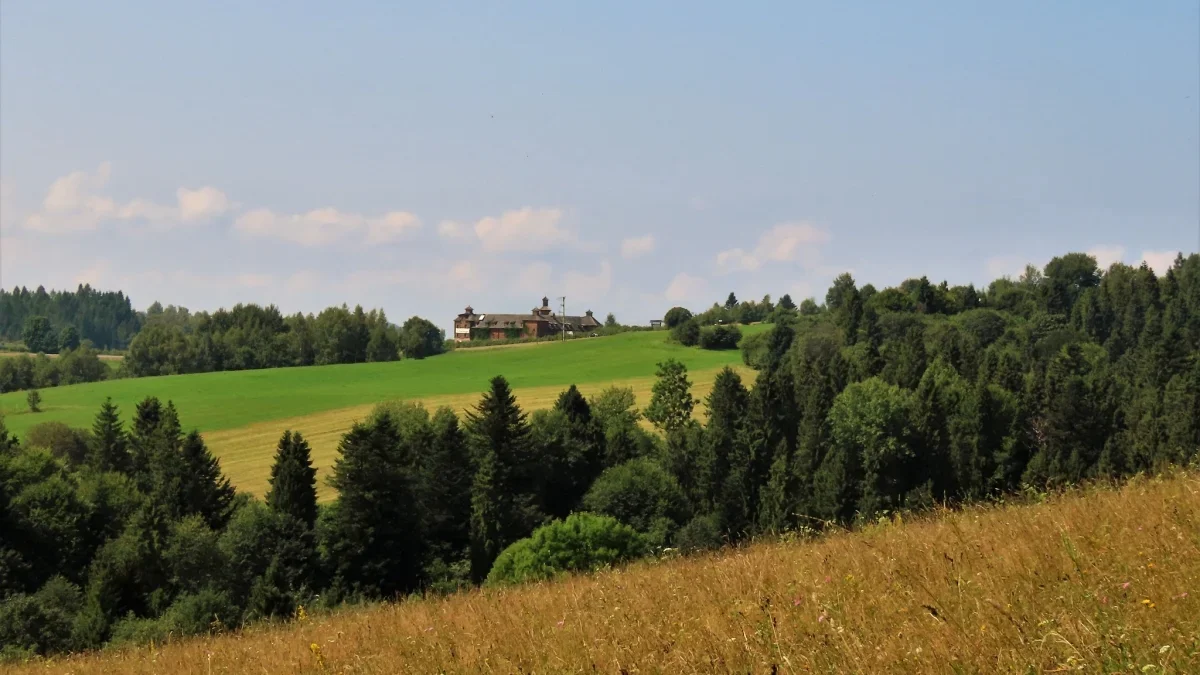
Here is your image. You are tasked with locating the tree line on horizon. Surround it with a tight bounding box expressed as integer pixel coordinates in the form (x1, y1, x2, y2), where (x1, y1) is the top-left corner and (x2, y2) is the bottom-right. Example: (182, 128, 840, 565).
(1, 250, 1198, 659)
(0, 298, 447, 394)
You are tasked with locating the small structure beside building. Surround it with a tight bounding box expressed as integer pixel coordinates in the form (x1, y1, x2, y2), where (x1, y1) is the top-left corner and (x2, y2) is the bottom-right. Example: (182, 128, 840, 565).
(453, 296, 603, 343)
(649, 319, 663, 329)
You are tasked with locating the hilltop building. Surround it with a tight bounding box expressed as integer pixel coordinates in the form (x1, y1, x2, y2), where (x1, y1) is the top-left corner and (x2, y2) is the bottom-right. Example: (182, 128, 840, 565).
(453, 297, 602, 343)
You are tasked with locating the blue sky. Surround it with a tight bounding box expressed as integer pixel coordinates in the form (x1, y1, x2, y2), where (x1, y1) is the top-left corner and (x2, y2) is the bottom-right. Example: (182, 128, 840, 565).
(2, 1, 1197, 330)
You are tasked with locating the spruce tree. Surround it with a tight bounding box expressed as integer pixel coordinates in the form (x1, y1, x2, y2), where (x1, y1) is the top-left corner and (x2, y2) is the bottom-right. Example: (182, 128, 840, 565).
(180, 431, 235, 529)
(546, 384, 605, 515)
(421, 407, 473, 566)
(699, 368, 748, 514)
(757, 441, 795, 533)
(466, 376, 538, 582)
(265, 430, 318, 529)
(327, 414, 425, 597)
(89, 398, 130, 473)
(129, 396, 164, 479)
(555, 384, 592, 425)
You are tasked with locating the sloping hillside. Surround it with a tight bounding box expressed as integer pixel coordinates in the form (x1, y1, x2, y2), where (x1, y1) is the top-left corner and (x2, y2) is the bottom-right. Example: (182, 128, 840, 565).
(15, 472, 1197, 674)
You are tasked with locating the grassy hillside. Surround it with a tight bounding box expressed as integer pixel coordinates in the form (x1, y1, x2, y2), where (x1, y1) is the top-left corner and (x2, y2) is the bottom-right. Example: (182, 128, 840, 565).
(0, 329, 764, 496)
(15, 471, 1197, 674)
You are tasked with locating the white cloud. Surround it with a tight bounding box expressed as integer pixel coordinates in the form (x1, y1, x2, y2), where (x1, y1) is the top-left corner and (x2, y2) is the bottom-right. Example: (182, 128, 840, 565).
(24, 162, 229, 233)
(234, 207, 420, 247)
(1140, 250, 1179, 276)
(716, 248, 760, 273)
(716, 222, 830, 273)
(620, 234, 656, 260)
(1087, 245, 1126, 271)
(473, 207, 570, 252)
(665, 272, 708, 304)
(178, 186, 231, 220)
(366, 211, 421, 244)
(437, 219, 468, 239)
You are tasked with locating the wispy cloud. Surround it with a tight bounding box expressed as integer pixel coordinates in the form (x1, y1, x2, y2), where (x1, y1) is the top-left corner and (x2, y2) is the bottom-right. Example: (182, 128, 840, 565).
(234, 207, 420, 246)
(473, 207, 571, 252)
(716, 222, 830, 273)
(620, 234, 656, 260)
(24, 162, 230, 233)
(1087, 245, 1126, 270)
(1139, 250, 1179, 275)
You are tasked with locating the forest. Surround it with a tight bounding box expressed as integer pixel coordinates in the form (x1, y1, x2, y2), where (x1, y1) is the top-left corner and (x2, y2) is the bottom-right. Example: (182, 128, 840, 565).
(0, 294, 446, 393)
(1, 251, 1198, 659)
(0, 286, 141, 351)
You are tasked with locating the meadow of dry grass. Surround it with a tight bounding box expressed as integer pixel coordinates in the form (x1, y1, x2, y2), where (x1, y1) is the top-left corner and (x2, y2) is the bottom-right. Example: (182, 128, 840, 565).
(206, 364, 749, 500)
(10, 471, 1197, 674)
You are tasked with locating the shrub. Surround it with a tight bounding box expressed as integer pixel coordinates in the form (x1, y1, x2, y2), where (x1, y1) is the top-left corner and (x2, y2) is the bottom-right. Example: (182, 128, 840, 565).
(26, 390, 41, 413)
(698, 324, 742, 350)
(674, 513, 724, 553)
(486, 513, 648, 585)
(162, 588, 240, 637)
(0, 576, 83, 658)
(671, 319, 700, 347)
(740, 329, 770, 368)
(581, 458, 690, 548)
(663, 307, 693, 329)
(24, 422, 90, 465)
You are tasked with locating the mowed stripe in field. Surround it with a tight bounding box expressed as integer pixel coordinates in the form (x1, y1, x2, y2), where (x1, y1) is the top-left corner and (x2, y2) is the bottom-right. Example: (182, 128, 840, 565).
(205, 365, 750, 499)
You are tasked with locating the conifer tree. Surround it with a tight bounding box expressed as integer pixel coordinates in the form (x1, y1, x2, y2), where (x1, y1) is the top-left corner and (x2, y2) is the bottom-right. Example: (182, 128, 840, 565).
(327, 414, 425, 597)
(261, 429, 319, 610)
(466, 376, 538, 582)
(89, 398, 130, 473)
(421, 407, 473, 565)
(757, 441, 796, 534)
(179, 430, 235, 529)
(546, 384, 605, 515)
(555, 384, 592, 425)
(698, 368, 748, 514)
(265, 430, 318, 530)
(128, 396, 164, 478)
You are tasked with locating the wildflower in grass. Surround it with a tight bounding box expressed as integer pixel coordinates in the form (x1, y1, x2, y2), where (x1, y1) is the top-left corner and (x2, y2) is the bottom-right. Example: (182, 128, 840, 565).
(1122, 582, 1131, 590)
(792, 596, 803, 607)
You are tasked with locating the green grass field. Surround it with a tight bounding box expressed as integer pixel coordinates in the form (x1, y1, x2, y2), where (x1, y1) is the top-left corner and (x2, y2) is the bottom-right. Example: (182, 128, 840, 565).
(0, 329, 764, 494)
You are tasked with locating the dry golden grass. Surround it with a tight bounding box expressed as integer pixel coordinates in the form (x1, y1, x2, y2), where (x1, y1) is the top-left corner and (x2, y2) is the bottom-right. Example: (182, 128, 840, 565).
(206, 365, 749, 500)
(13, 472, 1198, 674)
